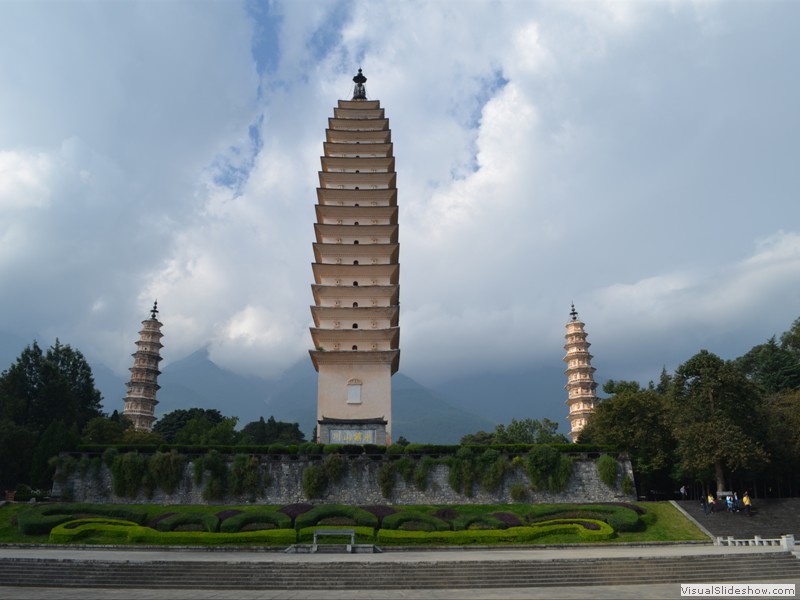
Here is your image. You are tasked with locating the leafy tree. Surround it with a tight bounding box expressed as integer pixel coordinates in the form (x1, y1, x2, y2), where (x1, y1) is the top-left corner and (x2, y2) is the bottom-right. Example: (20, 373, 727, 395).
(495, 418, 569, 444)
(153, 408, 224, 443)
(0, 340, 103, 432)
(734, 337, 800, 395)
(82, 412, 132, 445)
(0, 340, 102, 489)
(460, 430, 496, 445)
(669, 350, 768, 492)
(780, 316, 800, 357)
(579, 387, 675, 493)
(760, 389, 800, 495)
(238, 416, 305, 445)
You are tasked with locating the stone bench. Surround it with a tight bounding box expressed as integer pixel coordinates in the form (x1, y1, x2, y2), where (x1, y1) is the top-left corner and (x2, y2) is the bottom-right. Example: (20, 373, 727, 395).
(312, 529, 356, 553)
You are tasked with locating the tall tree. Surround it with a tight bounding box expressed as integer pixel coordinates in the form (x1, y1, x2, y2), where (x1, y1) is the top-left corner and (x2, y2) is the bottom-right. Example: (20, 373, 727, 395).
(669, 350, 768, 492)
(0, 340, 103, 432)
(734, 337, 800, 395)
(153, 408, 224, 443)
(579, 385, 675, 493)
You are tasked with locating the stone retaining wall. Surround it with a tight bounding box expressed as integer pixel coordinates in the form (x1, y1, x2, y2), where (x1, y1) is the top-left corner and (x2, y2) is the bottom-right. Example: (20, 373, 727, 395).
(54, 453, 636, 505)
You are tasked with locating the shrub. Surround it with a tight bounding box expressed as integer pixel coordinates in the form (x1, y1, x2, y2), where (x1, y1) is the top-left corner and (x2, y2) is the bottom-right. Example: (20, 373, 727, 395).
(148, 450, 186, 495)
(413, 457, 435, 491)
(49, 518, 138, 544)
(377, 521, 613, 545)
(127, 527, 296, 546)
(448, 447, 476, 497)
(294, 505, 378, 530)
(323, 453, 347, 483)
(154, 511, 220, 533)
(201, 450, 226, 501)
(479, 450, 508, 493)
(302, 465, 327, 499)
(298, 443, 324, 455)
(606, 508, 641, 532)
(377, 462, 395, 499)
(17, 504, 147, 535)
(110, 452, 147, 497)
(229, 454, 263, 499)
(596, 454, 618, 488)
(453, 514, 508, 531)
(382, 511, 450, 532)
(509, 483, 528, 503)
(102, 447, 118, 468)
(524, 446, 573, 492)
(622, 474, 634, 496)
(394, 457, 415, 483)
(219, 510, 292, 533)
(277, 503, 313, 524)
(50, 455, 77, 485)
(360, 505, 397, 527)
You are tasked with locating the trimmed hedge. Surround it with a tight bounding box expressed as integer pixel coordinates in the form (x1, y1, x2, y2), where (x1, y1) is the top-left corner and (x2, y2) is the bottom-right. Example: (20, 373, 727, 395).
(377, 520, 613, 545)
(297, 526, 375, 543)
(49, 518, 139, 544)
(381, 511, 451, 532)
(17, 504, 148, 535)
(452, 514, 509, 531)
(126, 527, 296, 546)
(219, 510, 292, 533)
(294, 505, 378, 530)
(153, 511, 220, 533)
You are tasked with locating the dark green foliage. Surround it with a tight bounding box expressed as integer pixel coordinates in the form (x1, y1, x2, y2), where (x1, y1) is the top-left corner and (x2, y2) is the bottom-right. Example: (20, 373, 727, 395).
(378, 511, 450, 532)
(606, 508, 641, 532)
(238, 416, 306, 445)
(322, 453, 346, 483)
(509, 483, 528, 502)
(596, 454, 618, 488)
(16, 503, 147, 535)
(453, 514, 509, 531)
(413, 457, 436, 491)
(294, 505, 378, 530)
(302, 464, 327, 499)
(228, 454, 263, 499)
(152, 409, 224, 444)
(622, 474, 634, 496)
(153, 511, 220, 533)
(448, 446, 476, 496)
(148, 450, 186, 495)
(49, 455, 76, 485)
(219, 510, 291, 533)
(298, 443, 324, 455)
(102, 447, 118, 468)
(394, 456, 415, 482)
(478, 448, 508, 493)
(110, 452, 147, 497)
(377, 462, 395, 499)
(200, 449, 226, 501)
(525, 445, 573, 491)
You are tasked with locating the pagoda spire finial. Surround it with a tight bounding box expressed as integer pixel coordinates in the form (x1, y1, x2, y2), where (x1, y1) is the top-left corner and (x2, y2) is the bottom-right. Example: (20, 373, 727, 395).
(570, 303, 578, 321)
(352, 68, 367, 100)
(150, 300, 159, 320)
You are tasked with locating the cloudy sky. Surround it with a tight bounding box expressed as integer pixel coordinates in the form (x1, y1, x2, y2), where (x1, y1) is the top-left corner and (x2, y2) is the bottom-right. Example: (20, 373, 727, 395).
(1, 1, 799, 397)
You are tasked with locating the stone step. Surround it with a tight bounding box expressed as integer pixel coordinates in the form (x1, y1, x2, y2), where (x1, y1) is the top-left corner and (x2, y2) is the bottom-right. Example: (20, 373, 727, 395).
(1, 552, 799, 589)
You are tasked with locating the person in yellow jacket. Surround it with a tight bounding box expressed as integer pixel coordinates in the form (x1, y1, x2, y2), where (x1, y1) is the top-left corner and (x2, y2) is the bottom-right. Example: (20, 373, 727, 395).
(742, 491, 752, 516)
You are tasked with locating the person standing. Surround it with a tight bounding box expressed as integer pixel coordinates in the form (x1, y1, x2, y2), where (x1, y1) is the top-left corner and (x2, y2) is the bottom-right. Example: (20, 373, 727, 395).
(743, 491, 752, 516)
(680, 484, 687, 500)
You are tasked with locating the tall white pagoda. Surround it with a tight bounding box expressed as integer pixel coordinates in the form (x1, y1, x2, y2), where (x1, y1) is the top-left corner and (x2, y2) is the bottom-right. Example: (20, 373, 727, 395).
(563, 304, 598, 443)
(122, 301, 163, 432)
(309, 69, 400, 445)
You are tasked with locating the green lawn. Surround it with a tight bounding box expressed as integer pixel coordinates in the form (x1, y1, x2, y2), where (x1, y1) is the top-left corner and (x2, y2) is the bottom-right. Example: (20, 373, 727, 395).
(0, 501, 709, 546)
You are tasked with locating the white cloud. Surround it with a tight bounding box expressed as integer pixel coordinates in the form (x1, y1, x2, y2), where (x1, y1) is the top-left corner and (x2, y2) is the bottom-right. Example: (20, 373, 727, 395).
(1, 0, 799, 401)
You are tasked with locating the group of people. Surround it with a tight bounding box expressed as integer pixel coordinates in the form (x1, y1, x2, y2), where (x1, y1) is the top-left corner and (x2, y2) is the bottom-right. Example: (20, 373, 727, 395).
(700, 490, 752, 516)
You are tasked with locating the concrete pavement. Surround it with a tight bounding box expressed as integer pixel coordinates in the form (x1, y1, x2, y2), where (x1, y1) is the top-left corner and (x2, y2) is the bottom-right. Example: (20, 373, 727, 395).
(1, 543, 798, 600)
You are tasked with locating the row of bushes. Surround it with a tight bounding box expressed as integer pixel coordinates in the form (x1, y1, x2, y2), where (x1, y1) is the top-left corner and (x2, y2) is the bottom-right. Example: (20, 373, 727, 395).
(18, 502, 641, 536)
(46, 518, 614, 545)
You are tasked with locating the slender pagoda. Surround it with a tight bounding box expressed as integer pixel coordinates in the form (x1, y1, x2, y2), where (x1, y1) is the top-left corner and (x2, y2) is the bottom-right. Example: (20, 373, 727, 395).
(563, 304, 598, 443)
(122, 301, 164, 432)
(309, 69, 400, 445)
